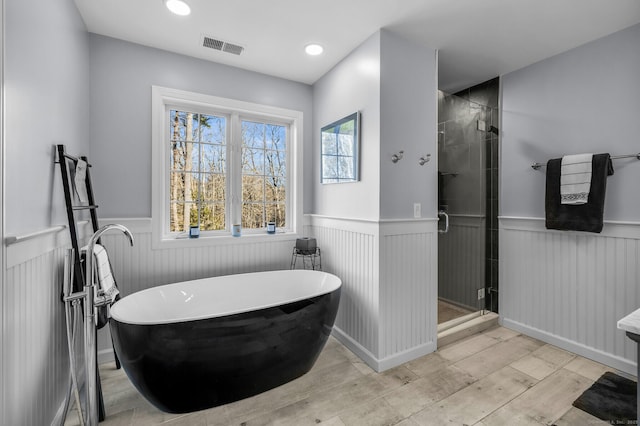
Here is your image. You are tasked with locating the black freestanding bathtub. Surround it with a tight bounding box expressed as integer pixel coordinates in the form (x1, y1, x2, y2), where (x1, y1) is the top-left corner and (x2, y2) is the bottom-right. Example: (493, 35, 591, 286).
(109, 269, 341, 413)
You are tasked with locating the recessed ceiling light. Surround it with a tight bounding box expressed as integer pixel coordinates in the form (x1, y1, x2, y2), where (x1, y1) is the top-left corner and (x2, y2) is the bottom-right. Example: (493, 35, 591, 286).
(165, 0, 191, 16)
(305, 44, 324, 56)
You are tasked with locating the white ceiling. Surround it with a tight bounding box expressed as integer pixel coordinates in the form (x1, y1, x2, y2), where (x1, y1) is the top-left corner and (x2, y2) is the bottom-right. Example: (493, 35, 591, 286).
(74, 0, 640, 93)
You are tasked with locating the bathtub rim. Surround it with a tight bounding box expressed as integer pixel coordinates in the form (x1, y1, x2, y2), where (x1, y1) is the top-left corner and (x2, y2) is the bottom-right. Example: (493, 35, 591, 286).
(109, 269, 341, 326)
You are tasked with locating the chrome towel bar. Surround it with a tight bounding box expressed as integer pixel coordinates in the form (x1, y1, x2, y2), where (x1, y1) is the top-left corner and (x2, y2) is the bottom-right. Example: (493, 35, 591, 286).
(531, 153, 640, 170)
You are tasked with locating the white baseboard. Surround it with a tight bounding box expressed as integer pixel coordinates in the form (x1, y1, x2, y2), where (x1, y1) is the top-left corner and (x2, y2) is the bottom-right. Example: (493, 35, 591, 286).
(377, 341, 437, 372)
(331, 326, 436, 372)
(502, 318, 636, 376)
(331, 326, 381, 371)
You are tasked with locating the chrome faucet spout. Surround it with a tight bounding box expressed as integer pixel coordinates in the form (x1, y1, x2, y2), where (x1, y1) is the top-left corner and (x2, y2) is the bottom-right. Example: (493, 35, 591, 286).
(87, 223, 134, 251)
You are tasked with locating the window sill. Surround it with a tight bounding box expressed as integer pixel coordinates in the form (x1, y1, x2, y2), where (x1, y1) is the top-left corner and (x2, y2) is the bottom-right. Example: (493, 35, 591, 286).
(152, 230, 300, 250)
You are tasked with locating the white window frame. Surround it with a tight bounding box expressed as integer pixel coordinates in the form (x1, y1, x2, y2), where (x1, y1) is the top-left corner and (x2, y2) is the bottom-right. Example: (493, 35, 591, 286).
(151, 86, 303, 248)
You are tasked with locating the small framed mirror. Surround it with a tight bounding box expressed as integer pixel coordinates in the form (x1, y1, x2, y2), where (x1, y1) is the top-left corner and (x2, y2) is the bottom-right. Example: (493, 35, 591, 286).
(321, 112, 360, 183)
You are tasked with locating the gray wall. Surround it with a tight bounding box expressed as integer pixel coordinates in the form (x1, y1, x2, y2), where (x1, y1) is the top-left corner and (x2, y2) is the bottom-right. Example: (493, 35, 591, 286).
(89, 34, 313, 218)
(501, 23, 640, 221)
(312, 31, 381, 220)
(499, 22, 640, 376)
(5, 0, 90, 235)
(2, 0, 90, 424)
(379, 30, 438, 219)
(312, 30, 438, 220)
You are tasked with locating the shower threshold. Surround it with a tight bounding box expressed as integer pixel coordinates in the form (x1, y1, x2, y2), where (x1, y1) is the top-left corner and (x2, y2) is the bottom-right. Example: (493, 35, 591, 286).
(438, 310, 483, 333)
(437, 311, 499, 348)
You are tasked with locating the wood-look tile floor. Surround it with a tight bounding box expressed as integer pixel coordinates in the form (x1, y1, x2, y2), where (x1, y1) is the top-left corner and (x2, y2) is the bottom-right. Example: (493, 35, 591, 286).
(66, 326, 625, 425)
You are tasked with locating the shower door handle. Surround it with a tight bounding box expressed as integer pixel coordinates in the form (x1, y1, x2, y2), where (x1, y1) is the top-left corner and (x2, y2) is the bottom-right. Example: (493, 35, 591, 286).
(438, 210, 449, 234)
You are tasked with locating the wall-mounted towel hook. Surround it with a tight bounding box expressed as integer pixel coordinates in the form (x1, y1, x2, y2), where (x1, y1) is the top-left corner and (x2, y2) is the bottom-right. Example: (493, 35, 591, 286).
(391, 151, 404, 163)
(418, 154, 431, 166)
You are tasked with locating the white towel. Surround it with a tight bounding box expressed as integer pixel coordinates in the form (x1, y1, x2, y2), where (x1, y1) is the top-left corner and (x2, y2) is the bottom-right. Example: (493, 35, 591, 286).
(74, 159, 89, 204)
(82, 244, 119, 303)
(560, 153, 593, 205)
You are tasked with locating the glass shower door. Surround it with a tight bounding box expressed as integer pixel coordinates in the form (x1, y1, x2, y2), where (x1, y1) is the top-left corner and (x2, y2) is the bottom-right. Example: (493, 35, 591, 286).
(437, 91, 491, 324)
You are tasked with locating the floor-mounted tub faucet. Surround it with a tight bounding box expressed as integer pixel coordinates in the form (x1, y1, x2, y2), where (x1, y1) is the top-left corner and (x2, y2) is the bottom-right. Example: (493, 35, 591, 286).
(83, 224, 134, 426)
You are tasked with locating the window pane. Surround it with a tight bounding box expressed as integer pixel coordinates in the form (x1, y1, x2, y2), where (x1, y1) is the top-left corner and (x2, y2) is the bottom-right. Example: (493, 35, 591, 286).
(201, 144, 226, 173)
(169, 143, 183, 171)
(174, 142, 200, 172)
(338, 134, 354, 156)
(188, 173, 200, 201)
(265, 177, 285, 203)
(265, 124, 286, 150)
(242, 121, 265, 149)
(170, 202, 185, 232)
(169, 109, 229, 234)
(242, 175, 264, 202)
(171, 111, 199, 142)
(262, 203, 286, 227)
(170, 172, 184, 201)
(242, 203, 264, 229)
(170, 172, 200, 202)
(322, 133, 337, 155)
(202, 174, 225, 202)
(200, 203, 225, 231)
(170, 202, 198, 232)
(170, 142, 200, 172)
(200, 115, 226, 144)
(241, 119, 287, 230)
(275, 203, 286, 227)
(339, 156, 354, 179)
(264, 203, 277, 223)
(242, 148, 264, 175)
(322, 155, 338, 179)
(188, 203, 199, 227)
(170, 111, 188, 141)
(265, 150, 285, 177)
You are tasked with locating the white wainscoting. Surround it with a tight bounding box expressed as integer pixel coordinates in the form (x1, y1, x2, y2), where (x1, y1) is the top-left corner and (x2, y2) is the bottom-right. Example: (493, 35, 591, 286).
(2, 225, 89, 426)
(306, 215, 438, 371)
(304, 216, 380, 365)
(500, 217, 640, 376)
(438, 215, 486, 310)
(99, 219, 297, 294)
(379, 220, 438, 367)
(2, 213, 438, 423)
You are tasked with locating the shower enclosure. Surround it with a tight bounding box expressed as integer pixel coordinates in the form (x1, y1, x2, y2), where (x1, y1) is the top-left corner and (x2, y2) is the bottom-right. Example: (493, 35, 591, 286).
(437, 86, 499, 326)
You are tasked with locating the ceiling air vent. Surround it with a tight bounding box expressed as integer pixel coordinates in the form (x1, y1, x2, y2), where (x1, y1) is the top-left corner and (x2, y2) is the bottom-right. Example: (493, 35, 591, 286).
(201, 35, 244, 56)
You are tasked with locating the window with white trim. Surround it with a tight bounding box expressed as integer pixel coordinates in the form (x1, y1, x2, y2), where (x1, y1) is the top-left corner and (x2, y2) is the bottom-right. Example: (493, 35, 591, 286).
(152, 87, 302, 245)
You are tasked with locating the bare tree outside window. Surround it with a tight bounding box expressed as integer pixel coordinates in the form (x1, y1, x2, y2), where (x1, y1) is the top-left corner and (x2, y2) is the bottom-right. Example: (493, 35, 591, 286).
(241, 120, 287, 229)
(169, 110, 287, 233)
(170, 110, 226, 232)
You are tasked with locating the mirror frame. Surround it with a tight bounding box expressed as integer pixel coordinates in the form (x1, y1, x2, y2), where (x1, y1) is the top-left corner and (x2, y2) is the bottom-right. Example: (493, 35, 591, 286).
(320, 111, 360, 184)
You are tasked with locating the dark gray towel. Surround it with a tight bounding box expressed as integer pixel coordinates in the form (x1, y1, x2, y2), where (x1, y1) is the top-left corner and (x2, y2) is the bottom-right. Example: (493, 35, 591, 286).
(545, 153, 614, 233)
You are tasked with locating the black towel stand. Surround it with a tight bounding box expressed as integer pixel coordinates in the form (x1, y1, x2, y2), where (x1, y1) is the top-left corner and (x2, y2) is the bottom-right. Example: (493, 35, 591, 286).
(56, 144, 113, 422)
